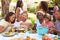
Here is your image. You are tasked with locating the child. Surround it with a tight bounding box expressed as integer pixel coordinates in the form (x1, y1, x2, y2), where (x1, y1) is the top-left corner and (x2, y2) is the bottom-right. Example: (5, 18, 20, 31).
(42, 15, 54, 33)
(42, 15, 54, 28)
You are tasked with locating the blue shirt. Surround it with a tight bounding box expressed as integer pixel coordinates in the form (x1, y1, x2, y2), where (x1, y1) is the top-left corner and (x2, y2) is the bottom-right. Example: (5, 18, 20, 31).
(35, 19, 48, 35)
(35, 19, 41, 27)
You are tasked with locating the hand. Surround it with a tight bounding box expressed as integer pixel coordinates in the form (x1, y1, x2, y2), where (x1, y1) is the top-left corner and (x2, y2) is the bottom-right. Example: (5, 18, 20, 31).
(48, 27, 55, 33)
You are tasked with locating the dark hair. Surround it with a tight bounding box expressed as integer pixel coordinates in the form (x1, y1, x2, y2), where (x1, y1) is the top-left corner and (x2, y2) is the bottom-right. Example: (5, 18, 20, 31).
(5, 12, 15, 23)
(16, 1, 23, 8)
(32, 27, 36, 30)
(44, 15, 51, 21)
(37, 12, 44, 17)
(40, 1, 48, 12)
(55, 3, 58, 5)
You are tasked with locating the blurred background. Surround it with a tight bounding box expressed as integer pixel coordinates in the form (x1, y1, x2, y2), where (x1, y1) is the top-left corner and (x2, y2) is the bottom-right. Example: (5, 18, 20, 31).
(0, 0, 60, 15)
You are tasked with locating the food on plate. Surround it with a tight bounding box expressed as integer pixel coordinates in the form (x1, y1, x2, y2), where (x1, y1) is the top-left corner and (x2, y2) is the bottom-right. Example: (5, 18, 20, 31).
(25, 36, 30, 40)
(31, 38, 36, 40)
(42, 36, 52, 40)
(54, 35, 58, 40)
(11, 28, 15, 32)
(32, 27, 36, 33)
(16, 27, 25, 30)
(5, 32, 13, 35)
(32, 30, 36, 33)
(11, 38, 23, 40)
(16, 27, 25, 33)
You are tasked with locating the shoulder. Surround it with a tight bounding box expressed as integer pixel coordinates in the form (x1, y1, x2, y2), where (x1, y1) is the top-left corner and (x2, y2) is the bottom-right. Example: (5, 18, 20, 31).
(35, 19, 39, 24)
(55, 20, 60, 24)
(26, 19, 32, 23)
(16, 7, 20, 11)
(49, 21, 54, 25)
(0, 19, 7, 23)
(0, 19, 9, 27)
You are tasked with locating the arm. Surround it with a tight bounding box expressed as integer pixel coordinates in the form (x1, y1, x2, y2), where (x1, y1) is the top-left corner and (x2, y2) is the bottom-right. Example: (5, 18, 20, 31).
(26, 23, 32, 27)
(32, 24, 37, 29)
(54, 29, 60, 33)
(0, 25, 8, 33)
(15, 8, 20, 18)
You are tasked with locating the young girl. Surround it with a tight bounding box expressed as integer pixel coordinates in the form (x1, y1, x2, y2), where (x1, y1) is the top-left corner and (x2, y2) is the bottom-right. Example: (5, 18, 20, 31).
(42, 15, 54, 33)
(42, 15, 54, 28)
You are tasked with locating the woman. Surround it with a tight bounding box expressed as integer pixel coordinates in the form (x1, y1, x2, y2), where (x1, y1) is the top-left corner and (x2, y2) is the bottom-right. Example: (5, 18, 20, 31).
(15, 0, 23, 17)
(33, 12, 48, 35)
(34, 12, 44, 28)
(0, 12, 15, 33)
(37, 1, 49, 15)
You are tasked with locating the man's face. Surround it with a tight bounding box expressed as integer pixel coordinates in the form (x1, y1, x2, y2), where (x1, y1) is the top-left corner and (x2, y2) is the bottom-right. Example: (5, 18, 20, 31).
(55, 11, 60, 20)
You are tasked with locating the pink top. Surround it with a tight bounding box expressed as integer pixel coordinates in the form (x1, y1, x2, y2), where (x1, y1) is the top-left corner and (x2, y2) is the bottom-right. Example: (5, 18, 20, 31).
(42, 21, 54, 28)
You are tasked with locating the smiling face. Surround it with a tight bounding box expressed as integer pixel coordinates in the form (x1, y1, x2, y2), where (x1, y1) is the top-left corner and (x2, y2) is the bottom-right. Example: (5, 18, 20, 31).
(44, 17, 50, 22)
(55, 11, 60, 20)
(20, 2, 23, 8)
(37, 13, 43, 20)
(22, 13, 28, 21)
(9, 14, 15, 22)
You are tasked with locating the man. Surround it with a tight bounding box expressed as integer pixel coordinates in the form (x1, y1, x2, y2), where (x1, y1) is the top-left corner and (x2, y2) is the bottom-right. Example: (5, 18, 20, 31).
(52, 9, 60, 36)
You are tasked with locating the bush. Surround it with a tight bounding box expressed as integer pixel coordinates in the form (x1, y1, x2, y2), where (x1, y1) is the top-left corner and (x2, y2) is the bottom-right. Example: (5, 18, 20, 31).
(29, 7, 35, 13)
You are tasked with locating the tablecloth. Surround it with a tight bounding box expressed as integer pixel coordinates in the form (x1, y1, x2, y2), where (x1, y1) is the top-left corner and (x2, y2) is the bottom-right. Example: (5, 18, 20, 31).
(0, 32, 58, 40)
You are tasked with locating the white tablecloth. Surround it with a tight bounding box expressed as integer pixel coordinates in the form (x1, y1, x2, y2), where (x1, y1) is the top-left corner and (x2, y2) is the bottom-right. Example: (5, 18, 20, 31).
(0, 32, 56, 40)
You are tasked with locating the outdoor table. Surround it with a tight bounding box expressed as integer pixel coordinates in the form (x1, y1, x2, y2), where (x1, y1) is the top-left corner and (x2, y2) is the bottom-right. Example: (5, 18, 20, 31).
(0, 32, 60, 40)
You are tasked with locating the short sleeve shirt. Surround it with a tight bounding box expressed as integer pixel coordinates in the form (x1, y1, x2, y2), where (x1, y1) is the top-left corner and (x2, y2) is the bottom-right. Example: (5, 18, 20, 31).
(55, 20, 60, 36)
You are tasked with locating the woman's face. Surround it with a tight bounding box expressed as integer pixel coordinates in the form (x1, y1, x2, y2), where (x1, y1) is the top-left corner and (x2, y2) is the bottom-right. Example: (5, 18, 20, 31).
(37, 13, 43, 20)
(20, 2, 23, 7)
(9, 14, 15, 22)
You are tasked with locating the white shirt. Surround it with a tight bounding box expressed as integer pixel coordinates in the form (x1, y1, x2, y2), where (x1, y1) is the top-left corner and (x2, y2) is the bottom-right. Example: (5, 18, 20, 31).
(0, 19, 12, 33)
(0, 19, 9, 27)
(14, 21, 22, 28)
(19, 7, 23, 14)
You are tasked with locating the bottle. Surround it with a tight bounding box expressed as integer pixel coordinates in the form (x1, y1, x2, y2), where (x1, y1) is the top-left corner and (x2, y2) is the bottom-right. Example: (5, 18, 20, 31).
(54, 35, 58, 40)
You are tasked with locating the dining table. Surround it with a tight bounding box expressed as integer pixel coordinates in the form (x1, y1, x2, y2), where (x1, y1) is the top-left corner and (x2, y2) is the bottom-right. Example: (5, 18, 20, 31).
(0, 31, 60, 40)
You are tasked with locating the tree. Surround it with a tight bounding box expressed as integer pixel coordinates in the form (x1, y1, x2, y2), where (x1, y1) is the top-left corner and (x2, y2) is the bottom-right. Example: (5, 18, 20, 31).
(52, 0, 60, 6)
(1, 0, 11, 18)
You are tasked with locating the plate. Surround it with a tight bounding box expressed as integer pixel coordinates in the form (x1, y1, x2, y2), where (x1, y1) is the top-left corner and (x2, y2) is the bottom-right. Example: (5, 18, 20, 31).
(2, 32, 15, 37)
